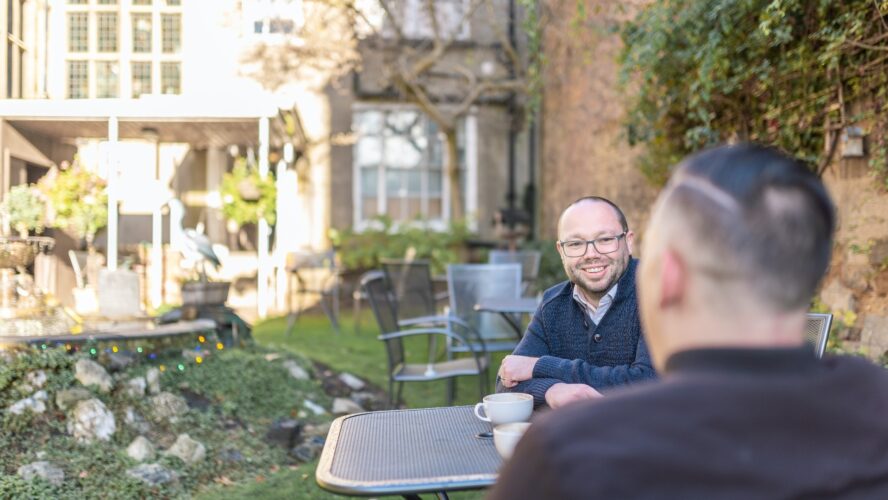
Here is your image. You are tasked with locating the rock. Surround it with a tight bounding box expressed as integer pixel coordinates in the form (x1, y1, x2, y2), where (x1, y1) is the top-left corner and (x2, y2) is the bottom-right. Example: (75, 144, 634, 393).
(218, 448, 244, 463)
(8, 390, 48, 415)
(265, 419, 302, 448)
(860, 314, 888, 360)
(125, 377, 147, 398)
(338, 372, 365, 391)
(17, 461, 65, 487)
(351, 391, 384, 411)
(150, 392, 188, 423)
(74, 358, 113, 393)
(820, 279, 856, 312)
(68, 398, 116, 443)
(126, 463, 178, 486)
(841, 251, 871, 293)
(289, 436, 325, 463)
(21, 370, 47, 392)
(166, 433, 206, 464)
(264, 353, 282, 362)
(127, 436, 156, 462)
(303, 422, 332, 439)
(145, 367, 161, 395)
(124, 407, 151, 434)
(56, 388, 93, 411)
(332, 397, 364, 415)
(302, 399, 326, 415)
(282, 360, 310, 380)
(107, 352, 136, 372)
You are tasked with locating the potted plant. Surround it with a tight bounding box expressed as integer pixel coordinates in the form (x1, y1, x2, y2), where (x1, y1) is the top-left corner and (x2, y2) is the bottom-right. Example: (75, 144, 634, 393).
(0, 184, 46, 239)
(220, 157, 276, 229)
(38, 162, 108, 250)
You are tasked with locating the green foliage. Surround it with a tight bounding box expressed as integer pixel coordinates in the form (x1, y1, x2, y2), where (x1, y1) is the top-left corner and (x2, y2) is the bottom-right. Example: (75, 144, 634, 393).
(518, 239, 564, 292)
(161, 346, 325, 424)
(0, 184, 46, 237)
(621, 0, 888, 184)
(329, 215, 473, 275)
(221, 157, 277, 226)
(37, 163, 108, 245)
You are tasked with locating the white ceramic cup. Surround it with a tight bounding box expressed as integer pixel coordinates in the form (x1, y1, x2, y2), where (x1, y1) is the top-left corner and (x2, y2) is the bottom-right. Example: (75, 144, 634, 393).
(473, 393, 533, 426)
(494, 422, 532, 459)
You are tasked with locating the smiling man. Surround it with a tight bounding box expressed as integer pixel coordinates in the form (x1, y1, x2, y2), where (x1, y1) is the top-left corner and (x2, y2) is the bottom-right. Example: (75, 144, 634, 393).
(496, 196, 656, 408)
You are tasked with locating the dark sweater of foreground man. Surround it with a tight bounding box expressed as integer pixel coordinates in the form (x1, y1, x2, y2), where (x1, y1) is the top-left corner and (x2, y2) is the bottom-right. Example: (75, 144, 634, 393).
(489, 347, 888, 499)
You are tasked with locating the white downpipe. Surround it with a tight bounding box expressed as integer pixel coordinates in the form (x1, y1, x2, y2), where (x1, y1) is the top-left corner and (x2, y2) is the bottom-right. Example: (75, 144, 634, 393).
(106, 116, 119, 271)
(257, 116, 270, 318)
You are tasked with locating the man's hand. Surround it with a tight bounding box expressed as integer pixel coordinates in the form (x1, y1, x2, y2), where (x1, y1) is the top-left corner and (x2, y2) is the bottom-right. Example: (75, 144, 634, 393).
(544, 383, 602, 409)
(498, 355, 539, 388)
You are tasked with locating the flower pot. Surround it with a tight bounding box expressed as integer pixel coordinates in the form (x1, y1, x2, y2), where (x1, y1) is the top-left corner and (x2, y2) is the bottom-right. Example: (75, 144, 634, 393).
(181, 281, 231, 306)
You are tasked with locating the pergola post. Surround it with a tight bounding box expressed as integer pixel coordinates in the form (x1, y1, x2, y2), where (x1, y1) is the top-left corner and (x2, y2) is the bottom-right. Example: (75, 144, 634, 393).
(106, 116, 119, 271)
(257, 116, 270, 318)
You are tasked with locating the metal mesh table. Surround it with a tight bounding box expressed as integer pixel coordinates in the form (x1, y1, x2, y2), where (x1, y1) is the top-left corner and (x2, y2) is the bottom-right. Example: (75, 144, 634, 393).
(316, 406, 502, 497)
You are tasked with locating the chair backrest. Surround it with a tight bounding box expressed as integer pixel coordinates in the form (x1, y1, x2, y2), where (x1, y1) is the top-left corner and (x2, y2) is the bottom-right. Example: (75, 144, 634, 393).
(805, 312, 832, 358)
(381, 259, 436, 321)
(447, 263, 522, 341)
(488, 250, 542, 286)
(360, 271, 404, 369)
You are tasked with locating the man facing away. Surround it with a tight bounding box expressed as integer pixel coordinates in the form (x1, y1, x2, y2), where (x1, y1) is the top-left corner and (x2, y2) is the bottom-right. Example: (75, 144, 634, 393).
(497, 197, 656, 409)
(490, 143, 888, 499)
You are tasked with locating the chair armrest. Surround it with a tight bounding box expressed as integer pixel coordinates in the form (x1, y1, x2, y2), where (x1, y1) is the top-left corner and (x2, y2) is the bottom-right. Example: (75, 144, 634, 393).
(379, 327, 485, 358)
(397, 315, 452, 327)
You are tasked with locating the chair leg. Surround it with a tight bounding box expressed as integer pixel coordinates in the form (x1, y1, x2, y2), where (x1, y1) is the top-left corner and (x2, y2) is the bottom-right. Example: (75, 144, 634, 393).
(285, 312, 297, 336)
(396, 382, 404, 408)
(388, 379, 395, 409)
(353, 290, 362, 334)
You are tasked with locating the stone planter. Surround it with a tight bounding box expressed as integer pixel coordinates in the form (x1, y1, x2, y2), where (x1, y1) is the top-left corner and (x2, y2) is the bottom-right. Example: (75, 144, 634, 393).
(181, 281, 230, 306)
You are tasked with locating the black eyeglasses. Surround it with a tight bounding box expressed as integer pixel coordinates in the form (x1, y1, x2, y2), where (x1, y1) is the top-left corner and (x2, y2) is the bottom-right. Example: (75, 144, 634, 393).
(559, 233, 626, 257)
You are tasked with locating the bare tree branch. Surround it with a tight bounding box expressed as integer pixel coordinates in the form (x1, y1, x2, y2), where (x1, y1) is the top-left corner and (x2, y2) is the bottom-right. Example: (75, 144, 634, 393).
(425, 0, 441, 45)
(406, 0, 487, 80)
(484, 0, 522, 76)
(452, 78, 526, 117)
(377, 0, 405, 42)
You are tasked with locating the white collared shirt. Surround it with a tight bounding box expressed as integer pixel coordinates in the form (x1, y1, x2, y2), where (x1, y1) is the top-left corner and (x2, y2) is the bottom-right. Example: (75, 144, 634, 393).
(572, 283, 618, 326)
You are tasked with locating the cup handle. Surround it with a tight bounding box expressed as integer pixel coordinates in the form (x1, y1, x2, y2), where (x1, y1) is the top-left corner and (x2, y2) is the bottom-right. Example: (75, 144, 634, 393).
(474, 402, 491, 422)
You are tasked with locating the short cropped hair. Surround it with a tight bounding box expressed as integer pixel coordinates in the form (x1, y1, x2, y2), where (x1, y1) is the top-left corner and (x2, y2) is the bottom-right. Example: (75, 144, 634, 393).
(559, 196, 629, 234)
(666, 143, 835, 310)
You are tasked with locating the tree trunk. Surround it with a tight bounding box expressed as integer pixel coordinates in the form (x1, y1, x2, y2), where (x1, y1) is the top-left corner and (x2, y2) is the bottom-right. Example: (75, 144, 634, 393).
(444, 128, 463, 220)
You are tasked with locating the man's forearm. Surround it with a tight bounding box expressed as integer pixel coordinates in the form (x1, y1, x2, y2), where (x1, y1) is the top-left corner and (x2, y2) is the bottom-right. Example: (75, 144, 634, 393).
(496, 376, 561, 407)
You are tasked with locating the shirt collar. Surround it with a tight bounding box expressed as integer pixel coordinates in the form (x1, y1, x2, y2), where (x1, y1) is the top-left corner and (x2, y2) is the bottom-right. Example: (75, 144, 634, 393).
(664, 346, 819, 376)
(572, 282, 618, 315)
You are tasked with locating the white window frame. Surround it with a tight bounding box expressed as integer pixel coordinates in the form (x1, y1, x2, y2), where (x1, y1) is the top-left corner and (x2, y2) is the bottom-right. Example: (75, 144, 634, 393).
(398, 0, 471, 41)
(351, 103, 477, 232)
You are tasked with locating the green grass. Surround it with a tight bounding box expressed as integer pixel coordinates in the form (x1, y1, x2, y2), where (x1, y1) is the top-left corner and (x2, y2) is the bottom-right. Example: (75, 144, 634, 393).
(213, 309, 507, 500)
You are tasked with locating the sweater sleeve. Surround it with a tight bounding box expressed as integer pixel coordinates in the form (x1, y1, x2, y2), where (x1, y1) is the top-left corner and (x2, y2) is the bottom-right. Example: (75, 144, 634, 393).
(532, 333, 656, 388)
(495, 300, 561, 407)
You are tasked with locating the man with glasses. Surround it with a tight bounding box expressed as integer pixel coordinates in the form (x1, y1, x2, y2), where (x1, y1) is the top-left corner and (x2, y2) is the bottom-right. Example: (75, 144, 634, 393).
(497, 196, 655, 408)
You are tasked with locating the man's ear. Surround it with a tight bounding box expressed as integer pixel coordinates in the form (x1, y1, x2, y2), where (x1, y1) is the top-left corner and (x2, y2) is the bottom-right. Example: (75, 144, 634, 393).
(660, 248, 686, 308)
(625, 230, 636, 254)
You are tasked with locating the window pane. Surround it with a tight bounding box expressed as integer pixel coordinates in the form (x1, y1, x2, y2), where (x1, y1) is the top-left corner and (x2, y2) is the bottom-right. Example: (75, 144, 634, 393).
(355, 137, 381, 167)
(385, 135, 422, 168)
(97, 0, 118, 4)
(406, 171, 421, 195)
(96, 61, 118, 98)
(360, 167, 377, 197)
(428, 168, 443, 195)
(68, 13, 88, 52)
(353, 111, 382, 135)
(67, 60, 88, 98)
(6, 45, 13, 98)
(68, 0, 87, 4)
(97, 13, 118, 52)
(386, 169, 404, 197)
(133, 0, 152, 4)
(269, 18, 294, 33)
(132, 61, 152, 97)
(160, 62, 180, 94)
(132, 14, 152, 53)
(166, 0, 181, 5)
(162, 14, 181, 53)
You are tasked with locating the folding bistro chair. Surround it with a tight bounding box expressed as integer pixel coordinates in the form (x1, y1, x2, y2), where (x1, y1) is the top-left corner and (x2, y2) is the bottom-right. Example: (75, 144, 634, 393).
(805, 312, 833, 358)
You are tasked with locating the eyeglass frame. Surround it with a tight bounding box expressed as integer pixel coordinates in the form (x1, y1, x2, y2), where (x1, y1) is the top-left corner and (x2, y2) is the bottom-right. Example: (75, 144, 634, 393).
(558, 232, 627, 257)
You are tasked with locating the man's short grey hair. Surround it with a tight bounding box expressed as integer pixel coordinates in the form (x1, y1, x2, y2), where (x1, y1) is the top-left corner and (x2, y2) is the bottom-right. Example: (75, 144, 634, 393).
(664, 143, 835, 310)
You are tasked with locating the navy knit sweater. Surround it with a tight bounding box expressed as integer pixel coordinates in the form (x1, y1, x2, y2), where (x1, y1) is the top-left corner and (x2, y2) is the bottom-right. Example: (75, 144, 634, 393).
(499, 259, 656, 406)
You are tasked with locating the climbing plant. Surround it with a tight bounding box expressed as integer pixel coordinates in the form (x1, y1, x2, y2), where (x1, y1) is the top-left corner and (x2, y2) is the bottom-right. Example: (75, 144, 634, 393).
(220, 157, 277, 226)
(621, 0, 888, 185)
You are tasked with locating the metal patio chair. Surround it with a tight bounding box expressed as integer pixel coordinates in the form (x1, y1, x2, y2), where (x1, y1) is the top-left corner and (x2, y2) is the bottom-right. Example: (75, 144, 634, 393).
(446, 263, 524, 355)
(805, 312, 833, 359)
(285, 249, 341, 335)
(361, 271, 490, 408)
(381, 259, 449, 327)
(488, 249, 542, 295)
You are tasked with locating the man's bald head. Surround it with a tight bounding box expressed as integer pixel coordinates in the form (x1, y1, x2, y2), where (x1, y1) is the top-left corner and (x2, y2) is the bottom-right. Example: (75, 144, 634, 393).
(650, 143, 835, 311)
(557, 196, 628, 237)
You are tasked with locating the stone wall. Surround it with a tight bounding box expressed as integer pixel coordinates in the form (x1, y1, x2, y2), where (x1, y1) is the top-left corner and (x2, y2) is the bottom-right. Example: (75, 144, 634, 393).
(538, 0, 656, 239)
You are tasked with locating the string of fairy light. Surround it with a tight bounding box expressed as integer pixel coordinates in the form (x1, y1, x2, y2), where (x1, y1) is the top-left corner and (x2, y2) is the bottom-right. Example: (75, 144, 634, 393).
(34, 332, 225, 372)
